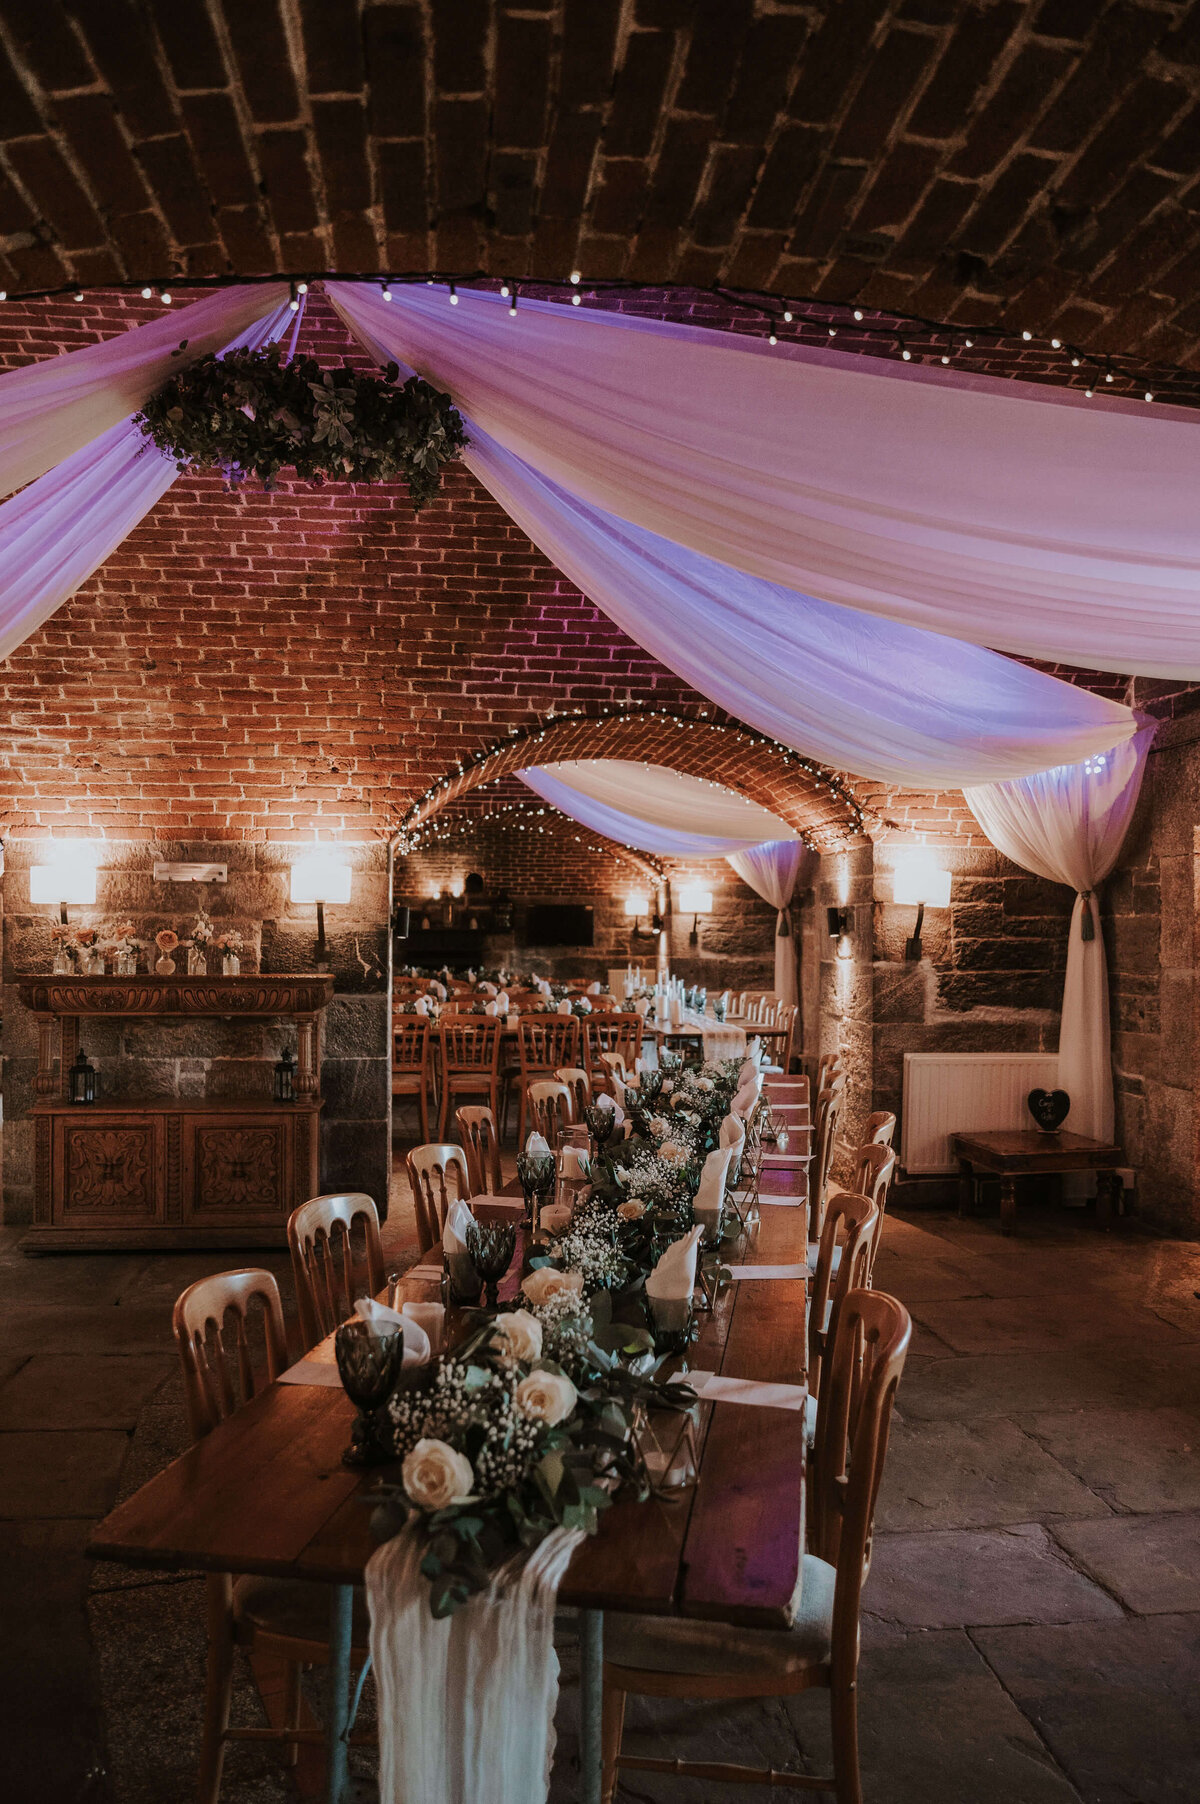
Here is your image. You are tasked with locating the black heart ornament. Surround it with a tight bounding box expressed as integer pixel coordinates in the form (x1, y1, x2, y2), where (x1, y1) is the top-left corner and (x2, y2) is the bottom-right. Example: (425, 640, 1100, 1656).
(1027, 1088, 1070, 1133)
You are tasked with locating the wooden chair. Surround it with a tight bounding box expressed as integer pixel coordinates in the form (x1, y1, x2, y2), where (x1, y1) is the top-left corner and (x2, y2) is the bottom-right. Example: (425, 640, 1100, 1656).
(600, 1288, 911, 1804)
(763, 1002, 799, 1073)
(527, 1077, 574, 1148)
(808, 1192, 878, 1406)
(407, 1143, 471, 1252)
(391, 1016, 433, 1141)
(455, 1104, 502, 1196)
(437, 1018, 502, 1137)
(514, 1016, 581, 1145)
(864, 1110, 897, 1147)
(172, 1270, 371, 1802)
(287, 1193, 384, 1352)
(817, 1052, 844, 1088)
(809, 1074, 847, 1244)
(555, 1064, 592, 1121)
(812, 1143, 896, 1283)
(583, 1011, 644, 1096)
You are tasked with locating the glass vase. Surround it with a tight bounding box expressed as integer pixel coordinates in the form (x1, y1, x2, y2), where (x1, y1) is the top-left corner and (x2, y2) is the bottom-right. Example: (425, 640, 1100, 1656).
(154, 955, 176, 976)
(114, 951, 137, 976)
(84, 952, 105, 976)
(221, 952, 240, 977)
(187, 948, 207, 976)
(52, 949, 72, 975)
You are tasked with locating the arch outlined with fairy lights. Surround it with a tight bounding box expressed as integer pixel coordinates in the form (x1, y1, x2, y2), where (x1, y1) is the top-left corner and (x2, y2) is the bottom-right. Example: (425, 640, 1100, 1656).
(392, 705, 871, 854)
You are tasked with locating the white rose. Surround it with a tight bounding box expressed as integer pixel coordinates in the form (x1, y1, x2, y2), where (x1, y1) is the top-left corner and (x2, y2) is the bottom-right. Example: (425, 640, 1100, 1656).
(617, 1199, 646, 1222)
(614, 1165, 631, 1187)
(695, 1077, 714, 1092)
(650, 1115, 669, 1137)
(658, 1141, 686, 1164)
(491, 1309, 543, 1361)
(661, 1077, 674, 1093)
(514, 1369, 578, 1427)
(521, 1267, 585, 1307)
(402, 1438, 475, 1511)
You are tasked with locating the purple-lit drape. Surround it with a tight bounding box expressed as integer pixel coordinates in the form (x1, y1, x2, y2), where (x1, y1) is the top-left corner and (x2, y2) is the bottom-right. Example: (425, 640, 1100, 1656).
(519, 761, 797, 855)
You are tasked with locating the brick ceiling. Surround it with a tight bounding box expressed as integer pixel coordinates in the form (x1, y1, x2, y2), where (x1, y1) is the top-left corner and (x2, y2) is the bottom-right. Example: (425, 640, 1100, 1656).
(6, 2, 1200, 367)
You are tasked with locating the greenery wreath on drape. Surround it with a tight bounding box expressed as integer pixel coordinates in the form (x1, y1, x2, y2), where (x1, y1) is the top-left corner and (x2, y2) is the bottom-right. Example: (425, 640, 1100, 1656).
(136, 345, 467, 509)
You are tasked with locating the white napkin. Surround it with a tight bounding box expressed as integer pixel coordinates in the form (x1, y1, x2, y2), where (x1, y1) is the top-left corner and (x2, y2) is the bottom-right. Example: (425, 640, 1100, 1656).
(737, 1056, 758, 1087)
(587, 981, 601, 994)
(718, 991, 731, 1012)
(577, 996, 592, 1013)
(748, 1036, 763, 1064)
(477, 981, 497, 997)
(719, 1113, 745, 1150)
(645, 1224, 703, 1330)
(593, 1092, 625, 1126)
(525, 1131, 551, 1159)
(496, 990, 509, 1011)
(485, 1000, 499, 1016)
(693, 1147, 734, 1237)
(412, 996, 429, 1016)
(634, 998, 650, 1018)
(732, 1073, 762, 1118)
(354, 1296, 431, 1368)
(557, 998, 573, 1015)
(442, 1198, 477, 1295)
(535, 977, 551, 995)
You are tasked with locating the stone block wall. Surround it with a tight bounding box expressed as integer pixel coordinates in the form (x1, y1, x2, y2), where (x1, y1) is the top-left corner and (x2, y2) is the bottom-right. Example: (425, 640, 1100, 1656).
(0, 839, 390, 1225)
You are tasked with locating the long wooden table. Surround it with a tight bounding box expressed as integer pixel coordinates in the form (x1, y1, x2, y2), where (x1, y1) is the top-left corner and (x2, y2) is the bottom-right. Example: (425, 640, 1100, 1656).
(89, 1086, 808, 1803)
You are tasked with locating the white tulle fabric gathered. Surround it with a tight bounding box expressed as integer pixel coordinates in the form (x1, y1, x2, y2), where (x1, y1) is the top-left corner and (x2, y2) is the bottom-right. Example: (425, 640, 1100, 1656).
(367, 1525, 584, 1804)
(964, 728, 1154, 1142)
(520, 761, 797, 854)
(726, 841, 818, 1013)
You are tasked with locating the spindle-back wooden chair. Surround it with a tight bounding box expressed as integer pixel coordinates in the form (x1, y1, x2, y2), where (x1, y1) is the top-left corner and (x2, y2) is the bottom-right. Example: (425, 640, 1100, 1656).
(514, 1016, 581, 1143)
(526, 1078, 575, 1148)
(436, 1018, 502, 1137)
(391, 1016, 433, 1141)
(287, 1192, 384, 1352)
(455, 1104, 502, 1196)
(406, 1143, 471, 1253)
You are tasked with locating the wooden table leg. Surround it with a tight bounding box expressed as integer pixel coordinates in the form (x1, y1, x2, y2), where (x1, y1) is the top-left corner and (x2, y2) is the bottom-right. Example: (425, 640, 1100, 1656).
(957, 1158, 973, 1216)
(999, 1176, 1017, 1236)
(324, 1584, 354, 1804)
(1096, 1169, 1120, 1229)
(579, 1608, 604, 1804)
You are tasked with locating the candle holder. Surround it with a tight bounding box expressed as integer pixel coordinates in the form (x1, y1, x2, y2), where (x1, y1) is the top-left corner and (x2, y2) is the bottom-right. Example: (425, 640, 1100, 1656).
(333, 1318, 405, 1466)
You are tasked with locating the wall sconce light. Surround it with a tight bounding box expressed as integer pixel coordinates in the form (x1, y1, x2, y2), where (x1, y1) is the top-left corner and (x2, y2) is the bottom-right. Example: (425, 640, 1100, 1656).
(624, 893, 649, 935)
(826, 905, 854, 960)
(30, 848, 98, 925)
(678, 882, 714, 946)
(892, 851, 952, 962)
(290, 850, 352, 967)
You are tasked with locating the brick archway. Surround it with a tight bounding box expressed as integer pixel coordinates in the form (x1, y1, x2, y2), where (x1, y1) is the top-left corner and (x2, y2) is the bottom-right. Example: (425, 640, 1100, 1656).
(394, 706, 870, 850)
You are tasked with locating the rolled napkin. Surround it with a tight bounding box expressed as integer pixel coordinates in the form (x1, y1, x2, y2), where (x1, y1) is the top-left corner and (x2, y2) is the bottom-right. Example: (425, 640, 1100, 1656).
(535, 977, 551, 995)
(748, 1036, 763, 1065)
(557, 998, 573, 1016)
(412, 996, 429, 1016)
(719, 1112, 746, 1152)
(477, 981, 497, 997)
(587, 980, 601, 994)
(484, 1000, 499, 1016)
(718, 990, 731, 1012)
(443, 1197, 478, 1297)
(732, 1072, 763, 1119)
(526, 1131, 552, 1159)
(693, 1147, 734, 1238)
(634, 998, 650, 1018)
(737, 1056, 758, 1087)
(496, 990, 509, 1011)
(646, 1225, 703, 1331)
(353, 1296, 430, 1368)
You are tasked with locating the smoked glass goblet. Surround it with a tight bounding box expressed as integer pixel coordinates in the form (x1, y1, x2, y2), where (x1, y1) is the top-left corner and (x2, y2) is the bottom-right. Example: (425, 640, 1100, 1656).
(334, 1318, 404, 1466)
(465, 1221, 518, 1310)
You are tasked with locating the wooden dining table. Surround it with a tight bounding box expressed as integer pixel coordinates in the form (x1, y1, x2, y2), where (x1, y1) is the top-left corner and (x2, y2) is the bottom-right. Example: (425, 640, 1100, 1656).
(88, 1087, 809, 1804)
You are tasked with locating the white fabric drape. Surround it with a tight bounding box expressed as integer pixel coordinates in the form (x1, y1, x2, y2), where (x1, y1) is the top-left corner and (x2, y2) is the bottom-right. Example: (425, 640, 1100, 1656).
(726, 840, 817, 1012)
(964, 729, 1154, 1142)
(368, 1526, 582, 1804)
(520, 761, 796, 855)
(328, 280, 1200, 679)
(0, 299, 294, 663)
(0, 283, 290, 501)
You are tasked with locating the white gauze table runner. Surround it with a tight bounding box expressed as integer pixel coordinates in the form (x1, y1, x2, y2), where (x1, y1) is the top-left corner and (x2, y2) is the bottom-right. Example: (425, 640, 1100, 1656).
(367, 1526, 583, 1804)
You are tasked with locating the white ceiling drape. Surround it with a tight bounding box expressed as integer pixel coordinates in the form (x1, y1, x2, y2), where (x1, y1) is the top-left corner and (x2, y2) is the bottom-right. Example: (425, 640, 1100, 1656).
(964, 728, 1154, 1142)
(328, 281, 1200, 679)
(726, 840, 817, 1017)
(519, 761, 797, 855)
(0, 296, 295, 664)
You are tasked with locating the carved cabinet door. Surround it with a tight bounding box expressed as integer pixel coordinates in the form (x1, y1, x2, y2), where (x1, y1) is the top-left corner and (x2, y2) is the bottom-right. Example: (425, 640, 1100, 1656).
(56, 1115, 166, 1225)
(182, 1114, 292, 1225)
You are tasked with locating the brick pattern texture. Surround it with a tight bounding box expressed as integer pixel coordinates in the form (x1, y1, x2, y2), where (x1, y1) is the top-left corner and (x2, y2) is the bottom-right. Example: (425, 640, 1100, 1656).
(8, 3, 1200, 376)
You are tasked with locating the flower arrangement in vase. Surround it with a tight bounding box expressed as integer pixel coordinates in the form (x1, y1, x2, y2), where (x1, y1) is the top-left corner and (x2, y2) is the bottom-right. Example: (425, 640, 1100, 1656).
(214, 929, 244, 977)
(106, 920, 142, 977)
(154, 929, 179, 975)
(186, 910, 213, 975)
(73, 928, 104, 975)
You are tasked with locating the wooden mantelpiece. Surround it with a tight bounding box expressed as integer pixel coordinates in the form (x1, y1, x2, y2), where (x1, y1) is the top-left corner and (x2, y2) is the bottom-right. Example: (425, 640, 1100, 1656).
(17, 974, 333, 1254)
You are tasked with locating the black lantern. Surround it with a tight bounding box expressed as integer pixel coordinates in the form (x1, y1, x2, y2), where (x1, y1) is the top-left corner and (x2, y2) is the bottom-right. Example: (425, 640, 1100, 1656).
(69, 1047, 96, 1104)
(274, 1047, 296, 1104)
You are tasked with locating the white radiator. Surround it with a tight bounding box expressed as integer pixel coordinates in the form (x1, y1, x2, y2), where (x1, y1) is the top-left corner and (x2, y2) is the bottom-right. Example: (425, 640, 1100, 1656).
(901, 1052, 1058, 1174)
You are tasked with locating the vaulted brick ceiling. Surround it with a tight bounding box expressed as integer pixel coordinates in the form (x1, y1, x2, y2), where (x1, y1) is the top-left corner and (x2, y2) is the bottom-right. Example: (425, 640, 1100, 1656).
(5, 1, 1200, 366)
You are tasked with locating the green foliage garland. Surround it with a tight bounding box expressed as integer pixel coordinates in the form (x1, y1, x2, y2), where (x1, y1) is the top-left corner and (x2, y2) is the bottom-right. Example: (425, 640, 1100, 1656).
(136, 344, 467, 509)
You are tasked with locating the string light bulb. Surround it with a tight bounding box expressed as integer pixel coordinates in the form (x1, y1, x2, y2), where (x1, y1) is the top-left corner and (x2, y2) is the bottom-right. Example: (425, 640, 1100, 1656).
(1051, 337, 1061, 348)
(571, 291, 581, 304)
(73, 290, 84, 302)
(141, 285, 153, 299)
(783, 309, 793, 322)
(499, 282, 510, 297)
(508, 293, 518, 316)
(160, 290, 172, 304)
(1145, 390, 1155, 402)
(1022, 329, 1032, 341)
(288, 280, 300, 311)
(1070, 355, 1081, 367)
(569, 269, 581, 284)
(382, 283, 393, 301)
(768, 331, 778, 345)
(297, 282, 308, 294)
(964, 336, 974, 347)
(827, 325, 836, 336)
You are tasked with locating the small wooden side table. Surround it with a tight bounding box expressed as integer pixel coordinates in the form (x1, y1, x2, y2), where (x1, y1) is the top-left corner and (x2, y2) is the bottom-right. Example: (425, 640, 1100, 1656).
(949, 1129, 1124, 1235)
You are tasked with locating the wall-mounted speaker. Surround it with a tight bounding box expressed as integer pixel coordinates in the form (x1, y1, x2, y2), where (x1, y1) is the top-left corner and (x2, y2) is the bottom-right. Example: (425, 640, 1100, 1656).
(393, 905, 411, 940)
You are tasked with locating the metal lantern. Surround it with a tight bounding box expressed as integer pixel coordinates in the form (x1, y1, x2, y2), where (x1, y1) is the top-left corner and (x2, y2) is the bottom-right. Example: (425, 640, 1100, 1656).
(274, 1047, 296, 1104)
(69, 1047, 96, 1105)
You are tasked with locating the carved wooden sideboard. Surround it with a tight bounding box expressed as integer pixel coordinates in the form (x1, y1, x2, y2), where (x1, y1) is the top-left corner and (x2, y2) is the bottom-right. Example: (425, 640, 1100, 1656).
(17, 975, 333, 1253)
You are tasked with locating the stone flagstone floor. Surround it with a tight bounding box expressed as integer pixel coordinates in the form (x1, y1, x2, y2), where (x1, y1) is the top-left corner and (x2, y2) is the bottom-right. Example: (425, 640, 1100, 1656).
(2, 1179, 1199, 1803)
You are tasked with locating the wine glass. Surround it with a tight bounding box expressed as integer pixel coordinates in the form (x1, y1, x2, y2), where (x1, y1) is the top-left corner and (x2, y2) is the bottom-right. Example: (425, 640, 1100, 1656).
(516, 1151, 556, 1235)
(584, 1101, 618, 1152)
(465, 1221, 518, 1311)
(334, 1318, 405, 1466)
